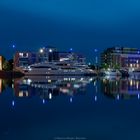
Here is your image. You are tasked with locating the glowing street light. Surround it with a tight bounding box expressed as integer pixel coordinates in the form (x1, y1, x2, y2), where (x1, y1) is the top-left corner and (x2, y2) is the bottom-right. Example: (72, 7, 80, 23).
(49, 49, 52, 53)
(40, 48, 44, 53)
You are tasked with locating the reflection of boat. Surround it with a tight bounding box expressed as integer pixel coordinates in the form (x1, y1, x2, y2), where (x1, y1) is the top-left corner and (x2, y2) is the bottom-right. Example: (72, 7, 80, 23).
(14, 76, 95, 99)
(104, 69, 121, 76)
(101, 75, 121, 81)
(21, 61, 96, 76)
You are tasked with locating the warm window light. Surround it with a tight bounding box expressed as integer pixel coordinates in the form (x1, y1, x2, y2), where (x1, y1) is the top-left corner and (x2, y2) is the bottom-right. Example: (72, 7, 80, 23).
(130, 80, 133, 86)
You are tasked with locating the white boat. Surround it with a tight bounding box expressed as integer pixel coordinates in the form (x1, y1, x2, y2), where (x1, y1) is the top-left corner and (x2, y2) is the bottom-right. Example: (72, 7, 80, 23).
(20, 61, 96, 76)
(104, 69, 121, 76)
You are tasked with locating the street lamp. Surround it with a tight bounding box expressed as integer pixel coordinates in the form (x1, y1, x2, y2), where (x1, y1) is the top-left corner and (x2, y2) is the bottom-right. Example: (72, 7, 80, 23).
(40, 48, 44, 53)
(49, 49, 52, 53)
(94, 48, 98, 70)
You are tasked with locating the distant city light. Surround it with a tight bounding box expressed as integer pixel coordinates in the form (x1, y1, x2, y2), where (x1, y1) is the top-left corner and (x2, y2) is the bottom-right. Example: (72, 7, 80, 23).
(70, 48, 73, 51)
(12, 45, 16, 48)
(94, 49, 98, 52)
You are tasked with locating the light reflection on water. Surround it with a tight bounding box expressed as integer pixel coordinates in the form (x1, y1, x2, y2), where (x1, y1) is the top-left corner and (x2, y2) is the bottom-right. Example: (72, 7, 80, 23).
(0, 76, 140, 102)
(1, 76, 140, 139)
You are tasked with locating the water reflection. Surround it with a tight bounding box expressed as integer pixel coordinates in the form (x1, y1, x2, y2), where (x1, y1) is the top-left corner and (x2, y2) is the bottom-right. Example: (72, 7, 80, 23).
(1, 76, 140, 101)
(101, 77, 140, 100)
(13, 76, 95, 101)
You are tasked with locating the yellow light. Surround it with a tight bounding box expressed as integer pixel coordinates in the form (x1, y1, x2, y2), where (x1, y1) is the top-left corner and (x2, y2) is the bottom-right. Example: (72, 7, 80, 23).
(48, 80, 51, 83)
(19, 92, 23, 97)
(130, 80, 133, 86)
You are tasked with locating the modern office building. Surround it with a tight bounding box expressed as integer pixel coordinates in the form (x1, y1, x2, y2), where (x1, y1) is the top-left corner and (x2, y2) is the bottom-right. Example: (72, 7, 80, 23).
(14, 46, 86, 70)
(14, 47, 59, 69)
(14, 52, 38, 69)
(101, 47, 140, 70)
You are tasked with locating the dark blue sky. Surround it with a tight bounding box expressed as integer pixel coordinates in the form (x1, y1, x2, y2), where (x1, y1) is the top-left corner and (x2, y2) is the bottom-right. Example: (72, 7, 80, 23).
(0, 0, 140, 60)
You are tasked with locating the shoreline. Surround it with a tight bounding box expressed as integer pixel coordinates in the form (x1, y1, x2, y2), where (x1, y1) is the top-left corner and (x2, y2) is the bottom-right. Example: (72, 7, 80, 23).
(0, 70, 24, 79)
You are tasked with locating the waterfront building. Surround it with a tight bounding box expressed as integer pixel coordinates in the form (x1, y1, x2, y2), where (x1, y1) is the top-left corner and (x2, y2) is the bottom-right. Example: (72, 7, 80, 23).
(14, 52, 38, 69)
(14, 46, 59, 69)
(14, 46, 86, 70)
(101, 47, 140, 70)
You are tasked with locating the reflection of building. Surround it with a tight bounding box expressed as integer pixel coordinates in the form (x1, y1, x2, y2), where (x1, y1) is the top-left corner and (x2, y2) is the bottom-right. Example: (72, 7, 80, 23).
(101, 47, 140, 70)
(13, 76, 92, 100)
(101, 78, 140, 99)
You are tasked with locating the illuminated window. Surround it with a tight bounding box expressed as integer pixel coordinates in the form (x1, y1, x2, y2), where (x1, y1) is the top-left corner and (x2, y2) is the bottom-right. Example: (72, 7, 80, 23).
(19, 53, 23, 57)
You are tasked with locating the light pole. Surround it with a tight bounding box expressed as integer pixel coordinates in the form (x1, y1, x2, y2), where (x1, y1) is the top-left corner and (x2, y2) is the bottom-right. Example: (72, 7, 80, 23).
(39, 48, 44, 62)
(94, 48, 98, 70)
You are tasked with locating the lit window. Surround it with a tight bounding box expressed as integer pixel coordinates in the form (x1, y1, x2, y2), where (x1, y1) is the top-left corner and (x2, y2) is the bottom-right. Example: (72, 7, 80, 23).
(19, 53, 23, 57)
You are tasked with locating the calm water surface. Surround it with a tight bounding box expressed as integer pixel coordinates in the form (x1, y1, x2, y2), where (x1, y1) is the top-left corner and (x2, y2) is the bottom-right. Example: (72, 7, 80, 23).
(0, 76, 140, 140)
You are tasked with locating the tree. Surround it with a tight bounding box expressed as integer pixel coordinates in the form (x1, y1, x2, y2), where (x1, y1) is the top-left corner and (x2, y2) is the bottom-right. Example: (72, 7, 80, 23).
(2, 58, 13, 71)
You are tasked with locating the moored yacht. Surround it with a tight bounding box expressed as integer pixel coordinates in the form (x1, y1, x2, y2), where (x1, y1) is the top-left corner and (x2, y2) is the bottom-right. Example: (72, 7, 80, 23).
(21, 61, 96, 76)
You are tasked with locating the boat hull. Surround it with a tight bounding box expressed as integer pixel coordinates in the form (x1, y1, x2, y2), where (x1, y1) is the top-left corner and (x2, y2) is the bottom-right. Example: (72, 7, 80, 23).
(24, 69, 97, 76)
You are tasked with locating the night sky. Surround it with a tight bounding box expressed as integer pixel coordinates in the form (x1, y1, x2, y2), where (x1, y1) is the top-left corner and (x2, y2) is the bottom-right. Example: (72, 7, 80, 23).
(0, 0, 140, 61)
